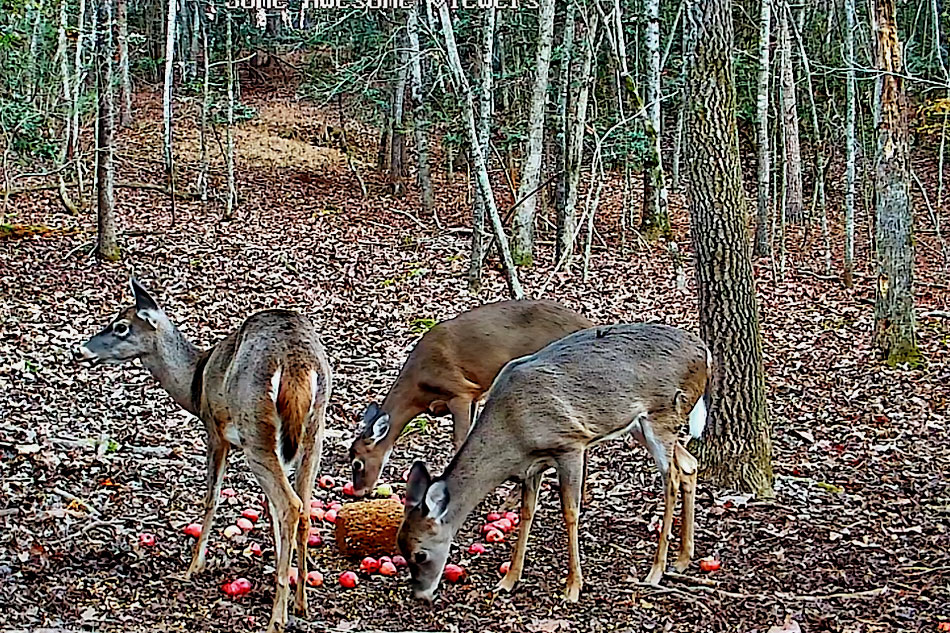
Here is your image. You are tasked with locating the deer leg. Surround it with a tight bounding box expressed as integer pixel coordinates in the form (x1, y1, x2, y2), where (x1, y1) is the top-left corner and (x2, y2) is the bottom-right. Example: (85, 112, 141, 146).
(292, 401, 326, 617)
(496, 469, 542, 593)
(556, 453, 585, 602)
(447, 396, 473, 452)
(581, 450, 592, 507)
(247, 452, 302, 633)
(185, 434, 228, 578)
(673, 444, 698, 572)
(644, 462, 679, 586)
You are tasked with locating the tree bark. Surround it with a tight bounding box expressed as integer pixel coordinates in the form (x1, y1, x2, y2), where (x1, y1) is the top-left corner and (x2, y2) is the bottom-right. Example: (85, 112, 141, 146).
(390, 40, 409, 197)
(554, 1, 576, 263)
(96, 0, 120, 261)
(511, 0, 557, 266)
(777, 5, 803, 224)
(753, 0, 771, 257)
(225, 13, 237, 218)
(843, 0, 857, 287)
(640, 0, 670, 240)
(407, 1, 434, 218)
(872, 0, 919, 365)
(71, 0, 88, 193)
(162, 0, 177, 178)
(117, 0, 132, 127)
(437, 2, 524, 299)
(683, 0, 772, 496)
(469, 8, 495, 292)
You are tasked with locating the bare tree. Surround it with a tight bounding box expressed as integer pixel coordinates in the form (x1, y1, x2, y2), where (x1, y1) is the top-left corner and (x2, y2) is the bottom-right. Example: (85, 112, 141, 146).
(872, 0, 919, 364)
(753, 0, 771, 257)
(96, 0, 119, 261)
(407, 0, 434, 218)
(683, 0, 772, 495)
(843, 0, 857, 286)
(512, 0, 557, 265)
(162, 0, 177, 180)
(390, 40, 409, 197)
(777, 4, 803, 224)
(225, 13, 237, 219)
(117, 0, 132, 127)
(469, 8, 495, 292)
(640, 0, 670, 239)
(437, 2, 524, 299)
(554, 1, 577, 263)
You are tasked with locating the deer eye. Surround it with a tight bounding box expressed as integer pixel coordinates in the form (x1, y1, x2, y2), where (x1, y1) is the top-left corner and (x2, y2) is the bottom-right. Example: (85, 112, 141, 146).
(353, 459, 365, 472)
(112, 322, 130, 337)
(414, 551, 428, 565)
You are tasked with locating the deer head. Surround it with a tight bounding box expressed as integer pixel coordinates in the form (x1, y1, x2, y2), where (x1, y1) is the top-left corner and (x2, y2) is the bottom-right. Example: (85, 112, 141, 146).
(75, 278, 167, 367)
(397, 461, 453, 602)
(348, 403, 392, 496)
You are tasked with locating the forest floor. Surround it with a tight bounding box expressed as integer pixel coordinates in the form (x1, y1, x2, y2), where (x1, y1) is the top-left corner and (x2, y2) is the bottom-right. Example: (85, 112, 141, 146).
(1, 82, 949, 633)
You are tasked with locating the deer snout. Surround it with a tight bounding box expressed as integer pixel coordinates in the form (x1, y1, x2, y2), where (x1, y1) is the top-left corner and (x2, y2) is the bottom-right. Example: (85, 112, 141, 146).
(74, 345, 99, 365)
(410, 581, 438, 603)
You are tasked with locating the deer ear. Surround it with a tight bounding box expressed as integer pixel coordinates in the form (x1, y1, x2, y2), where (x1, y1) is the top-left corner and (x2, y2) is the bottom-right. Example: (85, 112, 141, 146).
(370, 413, 390, 443)
(405, 461, 431, 510)
(424, 480, 449, 521)
(130, 278, 160, 312)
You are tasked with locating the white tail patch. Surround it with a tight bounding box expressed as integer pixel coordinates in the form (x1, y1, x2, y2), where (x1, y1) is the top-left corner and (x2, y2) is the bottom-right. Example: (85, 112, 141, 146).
(270, 366, 283, 404)
(688, 396, 707, 439)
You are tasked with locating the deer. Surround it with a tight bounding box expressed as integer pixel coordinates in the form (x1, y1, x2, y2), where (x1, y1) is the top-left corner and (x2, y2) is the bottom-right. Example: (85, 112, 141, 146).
(75, 279, 331, 633)
(397, 323, 710, 603)
(349, 299, 593, 497)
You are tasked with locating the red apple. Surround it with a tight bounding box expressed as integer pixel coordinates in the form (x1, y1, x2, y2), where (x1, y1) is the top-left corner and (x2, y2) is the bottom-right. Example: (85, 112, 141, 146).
(360, 557, 380, 574)
(379, 560, 398, 576)
(938, 623, 950, 633)
(443, 564, 465, 583)
(485, 529, 505, 543)
(486, 512, 502, 522)
(342, 482, 356, 496)
(307, 529, 322, 547)
(379, 556, 392, 565)
(504, 511, 519, 525)
(223, 525, 242, 539)
(325, 509, 338, 523)
(241, 508, 260, 522)
(222, 578, 252, 597)
(319, 475, 335, 489)
(248, 542, 263, 556)
(467, 542, 486, 555)
(305, 570, 324, 587)
(236, 518, 254, 532)
(339, 570, 359, 588)
(138, 533, 156, 547)
(481, 523, 497, 534)
(221, 488, 237, 498)
(392, 555, 407, 568)
(499, 561, 511, 575)
(310, 499, 324, 509)
(699, 557, 721, 572)
(493, 518, 513, 533)
(328, 501, 343, 511)
(311, 507, 325, 522)
(183, 523, 202, 538)
(288, 566, 299, 586)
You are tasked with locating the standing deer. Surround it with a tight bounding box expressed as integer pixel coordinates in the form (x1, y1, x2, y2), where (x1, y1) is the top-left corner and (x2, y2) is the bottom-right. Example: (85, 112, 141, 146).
(397, 323, 710, 602)
(349, 300, 593, 497)
(75, 279, 331, 633)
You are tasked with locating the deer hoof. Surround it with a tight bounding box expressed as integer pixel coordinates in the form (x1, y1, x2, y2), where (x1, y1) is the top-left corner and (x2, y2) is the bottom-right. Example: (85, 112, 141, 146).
(643, 567, 663, 586)
(673, 556, 691, 573)
(294, 589, 309, 618)
(563, 579, 582, 603)
(495, 574, 518, 593)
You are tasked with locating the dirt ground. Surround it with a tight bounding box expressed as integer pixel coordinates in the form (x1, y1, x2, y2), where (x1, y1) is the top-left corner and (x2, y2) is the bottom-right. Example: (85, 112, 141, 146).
(1, 88, 948, 633)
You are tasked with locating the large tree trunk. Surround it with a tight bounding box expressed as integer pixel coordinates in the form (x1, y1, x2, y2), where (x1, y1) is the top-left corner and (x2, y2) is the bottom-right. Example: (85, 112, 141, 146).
(683, 0, 772, 496)
(225, 13, 237, 218)
(407, 1, 434, 218)
(777, 5, 803, 224)
(390, 41, 409, 197)
(511, 0, 557, 266)
(753, 0, 771, 257)
(872, 0, 919, 365)
(437, 2, 524, 299)
(554, 1, 576, 264)
(469, 8, 495, 292)
(96, 0, 119, 261)
(117, 0, 132, 127)
(640, 0, 670, 240)
(843, 0, 857, 287)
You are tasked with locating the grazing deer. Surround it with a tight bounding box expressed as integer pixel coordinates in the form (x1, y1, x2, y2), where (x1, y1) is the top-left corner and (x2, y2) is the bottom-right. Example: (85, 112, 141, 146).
(75, 279, 331, 633)
(349, 300, 593, 497)
(397, 323, 710, 602)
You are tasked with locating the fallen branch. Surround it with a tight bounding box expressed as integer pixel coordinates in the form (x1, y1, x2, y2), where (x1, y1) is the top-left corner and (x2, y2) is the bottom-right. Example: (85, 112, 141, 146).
(51, 487, 102, 517)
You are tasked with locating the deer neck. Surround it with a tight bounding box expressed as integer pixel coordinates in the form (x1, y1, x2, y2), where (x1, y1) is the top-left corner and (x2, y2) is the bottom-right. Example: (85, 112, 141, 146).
(440, 424, 526, 534)
(380, 381, 427, 446)
(140, 318, 203, 417)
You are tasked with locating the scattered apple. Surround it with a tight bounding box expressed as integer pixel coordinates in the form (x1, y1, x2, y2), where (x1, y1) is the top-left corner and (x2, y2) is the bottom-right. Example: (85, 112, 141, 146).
(184, 523, 202, 538)
(224, 525, 243, 539)
(311, 507, 325, 522)
(307, 529, 322, 547)
(339, 570, 359, 588)
(343, 481, 356, 496)
(138, 533, 156, 547)
(486, 512, 502, 522)
(241, 508, 260, 522)
(499, 561, 511, 575)
(443, 564, 465, 583)
(938, 623, 950, 633)
(221, 488, 237, 498)
(247, 542, 263, 556)
(310, 499, 324, 509)
(485, 529, 505, 543)
(493, 518, 513, 533)
(360, 557, 380, 574)
(467, 543, 486, 555)
(374, 483, 393, 497)
(481, 523, 497, 534)
(328, 501, 343, 511)
(236, 518, 254, 532)
(319, 475, 335, 489)
(222, 578, 252, 597)
(699, 557, 721, 572)
(288, 567, 299, 586)
(379, 560, 398, 576)
(306, 570, 324, 587)
(392, 555, 407, 568)
(504, 511, 519, 525)
(379, 556, 392, 565)
(325, 509, 338, 523)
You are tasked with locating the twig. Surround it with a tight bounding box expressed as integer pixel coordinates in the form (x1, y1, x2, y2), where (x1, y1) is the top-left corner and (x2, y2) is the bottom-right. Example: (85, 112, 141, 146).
(51, 487, 102, 517)
(392, 208, 429, 231)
